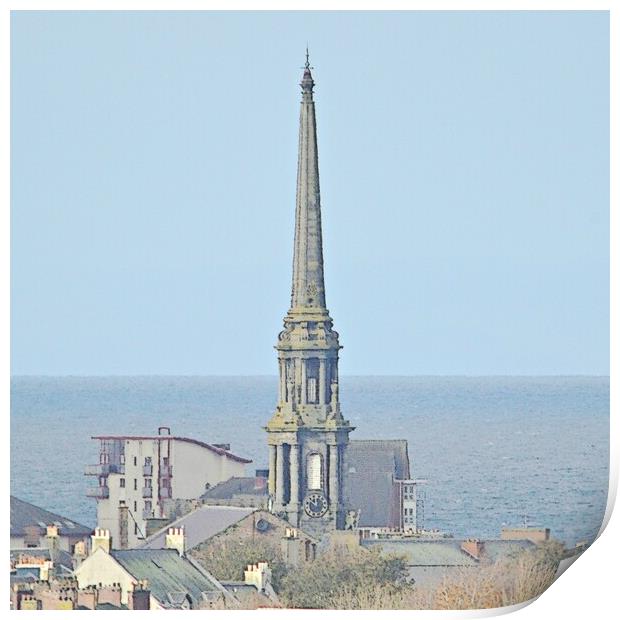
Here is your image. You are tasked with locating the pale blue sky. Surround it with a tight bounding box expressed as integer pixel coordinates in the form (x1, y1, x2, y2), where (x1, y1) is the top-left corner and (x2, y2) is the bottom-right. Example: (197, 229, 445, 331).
(11, 11, 609, 375)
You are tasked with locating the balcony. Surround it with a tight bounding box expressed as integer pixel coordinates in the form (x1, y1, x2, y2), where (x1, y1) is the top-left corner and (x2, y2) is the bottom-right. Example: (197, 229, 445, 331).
(142, 464, 153, 476)
(142, 508, 154, 519)
(159, 465, 172, 477)
(142, 487, 153, 498)
(86, 486, 109, 499)
(84, 463, 125, 476)
(85, 464, 108, 476)
(159, 487, 171, 499)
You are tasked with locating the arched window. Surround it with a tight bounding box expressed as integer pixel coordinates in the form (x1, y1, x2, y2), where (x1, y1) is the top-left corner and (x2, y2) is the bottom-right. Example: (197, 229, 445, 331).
(307, 453, 322, 490)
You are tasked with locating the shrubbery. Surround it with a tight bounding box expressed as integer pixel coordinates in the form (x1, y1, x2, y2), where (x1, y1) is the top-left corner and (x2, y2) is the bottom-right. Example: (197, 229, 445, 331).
(278, 546, 409, 609)
(190, 536, 288, 591)
(191, 537, 564, 610)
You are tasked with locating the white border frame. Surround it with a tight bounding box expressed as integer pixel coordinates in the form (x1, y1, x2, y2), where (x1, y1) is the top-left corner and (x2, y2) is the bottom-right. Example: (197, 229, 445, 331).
(2, 2, 615, 618)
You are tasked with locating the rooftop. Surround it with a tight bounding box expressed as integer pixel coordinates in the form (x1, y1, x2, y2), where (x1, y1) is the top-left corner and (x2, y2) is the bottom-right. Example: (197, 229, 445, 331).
(200, 477, 268, 501)
(343, 440, 411, 527)
(91, 435, 252, 464)
(10, 495, 92, 538)
(139, 505, 255, 551)
(361, 538, 537, 566)
(110, 548, 228, 608)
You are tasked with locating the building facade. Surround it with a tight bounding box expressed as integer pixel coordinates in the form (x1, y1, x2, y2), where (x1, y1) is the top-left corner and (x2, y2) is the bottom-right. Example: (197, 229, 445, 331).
(85, 427, 250, 549)
(266, 56, 354, 538)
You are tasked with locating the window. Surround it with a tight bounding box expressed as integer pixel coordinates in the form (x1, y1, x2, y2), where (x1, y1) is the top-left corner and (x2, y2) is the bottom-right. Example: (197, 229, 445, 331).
(145, 478, 152, 488)
(145, 457, 152, 466)
(144, 500, 152, 513)
(307, 378, 317, 403)
(134, 479, 138, 491)
(307, 453, 322, 490)
(306, 359, 320, 404)
(133, 457, 137, 466)
(134, 523, 138, 535)
(120, 478, 125, 488)
(134, 501, 137, 512)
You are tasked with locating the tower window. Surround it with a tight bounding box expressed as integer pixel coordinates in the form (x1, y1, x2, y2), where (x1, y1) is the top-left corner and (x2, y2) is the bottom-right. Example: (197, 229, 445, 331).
(307, 453, 322, 490)
(306, 358, 320, 404)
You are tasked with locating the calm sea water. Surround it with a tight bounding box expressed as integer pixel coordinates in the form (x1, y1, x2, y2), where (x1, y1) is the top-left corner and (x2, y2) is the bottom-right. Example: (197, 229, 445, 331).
(10, 376, 609, 548)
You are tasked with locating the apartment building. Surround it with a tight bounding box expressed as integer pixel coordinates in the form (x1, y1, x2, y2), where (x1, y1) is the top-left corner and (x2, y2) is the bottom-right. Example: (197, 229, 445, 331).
(85, 427, 251, 549)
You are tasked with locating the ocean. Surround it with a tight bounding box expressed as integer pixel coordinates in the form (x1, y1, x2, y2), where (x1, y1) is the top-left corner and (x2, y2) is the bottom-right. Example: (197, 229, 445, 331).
(10, 376, 609, 548)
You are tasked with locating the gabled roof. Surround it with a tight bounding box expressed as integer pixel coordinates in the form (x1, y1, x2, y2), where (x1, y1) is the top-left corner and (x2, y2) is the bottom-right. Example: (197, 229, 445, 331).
(10, 496, 92, 537)
(139, 505, 254, 551)
(343, 440, 410, 527)
(110, 549, 228, 608)
(200, 477, 268, 500)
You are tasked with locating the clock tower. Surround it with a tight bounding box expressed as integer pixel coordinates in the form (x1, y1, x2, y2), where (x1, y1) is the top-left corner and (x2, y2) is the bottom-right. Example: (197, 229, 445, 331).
(266, 53, 354, 538)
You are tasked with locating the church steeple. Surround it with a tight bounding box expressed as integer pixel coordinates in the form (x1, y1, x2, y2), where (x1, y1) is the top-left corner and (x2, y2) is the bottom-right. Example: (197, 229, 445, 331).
(291, 51, 326, 311)
(270, 54, 346, 426)
(266, 55, 354, 538)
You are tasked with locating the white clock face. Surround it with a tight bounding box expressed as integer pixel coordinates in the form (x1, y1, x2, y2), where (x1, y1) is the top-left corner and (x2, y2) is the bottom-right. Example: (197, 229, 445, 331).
(304, 492, 328, 518)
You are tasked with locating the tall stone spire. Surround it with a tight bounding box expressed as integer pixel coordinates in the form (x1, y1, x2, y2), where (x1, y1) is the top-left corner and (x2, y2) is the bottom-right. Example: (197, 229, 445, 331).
(266, 54, 354, 537)
(271, 53, 346, 425)
(291, 51, 326, 311)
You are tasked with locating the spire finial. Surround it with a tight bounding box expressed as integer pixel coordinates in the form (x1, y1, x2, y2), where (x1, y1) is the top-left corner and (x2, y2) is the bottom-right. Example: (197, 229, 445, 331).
(300, 46, 315, 95)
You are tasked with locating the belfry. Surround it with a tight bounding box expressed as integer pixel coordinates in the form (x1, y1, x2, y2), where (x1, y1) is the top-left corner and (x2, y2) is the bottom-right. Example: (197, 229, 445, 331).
(266, 54, 354, 536)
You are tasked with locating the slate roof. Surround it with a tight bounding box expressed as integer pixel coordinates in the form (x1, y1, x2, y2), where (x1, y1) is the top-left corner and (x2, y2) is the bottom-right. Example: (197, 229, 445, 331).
(10, 496, 92, 538)
(362, 539, 478, 566)
(139, 505, 254, 551)
(343, 440, 411, 527)
(10, 547, 75, 574)
(10, 572, 39, 585)
(362, 538, 537, 566)
(110, 549, 227, 608)
(200, 477, 268, 500)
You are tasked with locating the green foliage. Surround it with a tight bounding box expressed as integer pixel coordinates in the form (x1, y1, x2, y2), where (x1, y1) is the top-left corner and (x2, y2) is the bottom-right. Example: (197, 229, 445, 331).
(278, 546, 409, 609)
(190, 536, 288, 591)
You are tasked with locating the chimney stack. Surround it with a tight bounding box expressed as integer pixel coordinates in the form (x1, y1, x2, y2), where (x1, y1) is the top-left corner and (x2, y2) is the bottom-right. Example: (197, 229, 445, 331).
(165, 527, 186, 556)
(254, 469, 269, 490)
(77, 586, 97, 610)
(96, 583, 122, 608)
(244, 562, 272, 593)
(46, 524, 59, 539)
(129, 580, 151, 610)
(461, 538, 486, 561)
(90, 528, 111, 554)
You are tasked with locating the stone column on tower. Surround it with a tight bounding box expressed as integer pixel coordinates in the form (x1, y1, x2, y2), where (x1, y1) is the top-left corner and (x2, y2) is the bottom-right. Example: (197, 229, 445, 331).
(290, 444, 300, 513)
(268, 444, 277, 497)
(275, 444, 285, 508)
